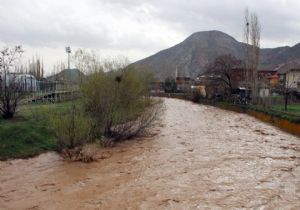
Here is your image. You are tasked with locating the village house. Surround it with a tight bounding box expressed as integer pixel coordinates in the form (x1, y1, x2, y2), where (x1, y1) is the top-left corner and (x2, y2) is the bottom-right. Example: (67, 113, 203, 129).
(197, 67, 282, 99)
(266, 74, 279, 87)
(277, 60, 300, 92)
(172, 66, 195, 92)
(150, 81, 165, 93)
(175, 76, 194, 92)
(195, 73, 227, 99)
(257, 69, 277, 80)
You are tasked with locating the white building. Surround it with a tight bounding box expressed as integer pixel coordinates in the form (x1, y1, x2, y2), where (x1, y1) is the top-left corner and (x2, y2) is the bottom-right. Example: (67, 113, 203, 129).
(285, 69, 300, 91)
(0, 73, 37, 92)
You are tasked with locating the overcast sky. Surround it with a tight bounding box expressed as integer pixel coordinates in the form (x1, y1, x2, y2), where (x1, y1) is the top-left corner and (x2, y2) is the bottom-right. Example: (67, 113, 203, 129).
(1, 0, 300, 73)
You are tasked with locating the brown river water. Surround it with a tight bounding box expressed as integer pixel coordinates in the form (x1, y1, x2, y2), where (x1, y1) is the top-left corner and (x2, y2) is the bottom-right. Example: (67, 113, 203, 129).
(0, 98, 300, 210)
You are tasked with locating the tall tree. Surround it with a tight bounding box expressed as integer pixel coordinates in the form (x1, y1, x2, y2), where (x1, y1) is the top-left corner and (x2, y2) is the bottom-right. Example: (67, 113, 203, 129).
(244, 8, 261, 103)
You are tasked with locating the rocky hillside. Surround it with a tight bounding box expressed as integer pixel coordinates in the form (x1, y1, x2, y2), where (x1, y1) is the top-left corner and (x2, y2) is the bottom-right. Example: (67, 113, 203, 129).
(133, 30, 300, 80)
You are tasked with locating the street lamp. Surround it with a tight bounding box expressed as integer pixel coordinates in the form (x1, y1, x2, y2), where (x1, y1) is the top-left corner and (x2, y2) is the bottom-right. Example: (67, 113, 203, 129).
(65, 46, 71, 70)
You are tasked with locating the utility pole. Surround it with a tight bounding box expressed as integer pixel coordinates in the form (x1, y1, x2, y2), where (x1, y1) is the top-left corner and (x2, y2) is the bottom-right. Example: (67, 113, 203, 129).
(65, 46, 71, 70)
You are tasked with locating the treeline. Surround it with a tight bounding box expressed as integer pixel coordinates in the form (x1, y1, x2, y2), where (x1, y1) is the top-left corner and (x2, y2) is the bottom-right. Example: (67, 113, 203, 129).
(15, 56, 45, 80)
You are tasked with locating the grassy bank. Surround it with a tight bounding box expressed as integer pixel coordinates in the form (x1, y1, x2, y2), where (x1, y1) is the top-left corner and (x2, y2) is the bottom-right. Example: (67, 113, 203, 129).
(272, 104, 300, 115)
(249, 105, 300, 123)
(0, 102, 74, 160)
(0, 99, 155, 160)
(216, 102, 300, 124)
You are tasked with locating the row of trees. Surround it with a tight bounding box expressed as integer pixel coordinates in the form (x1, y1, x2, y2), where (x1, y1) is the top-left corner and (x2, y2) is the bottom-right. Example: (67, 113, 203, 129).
(15, 56, 45, 80)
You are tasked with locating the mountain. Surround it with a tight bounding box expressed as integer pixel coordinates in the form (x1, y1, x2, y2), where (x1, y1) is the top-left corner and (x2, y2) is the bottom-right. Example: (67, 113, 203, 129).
(133, 30, 300, 80)
(260, 43, 300, 69)
(47, 69, 84, 83)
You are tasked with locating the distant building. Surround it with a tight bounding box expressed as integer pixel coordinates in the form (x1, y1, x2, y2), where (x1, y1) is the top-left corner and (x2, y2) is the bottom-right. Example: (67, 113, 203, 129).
(285, 69, 300, 91)
(257, 69, 277, 80)
(150, 82, 165, 93)
(196, 73, 226, 99)
(276, 61, 300, 92)
(172, 65, 194, 92)
(175, 76, 193, 92)
(0, 73, 37, 92)
(266, 74, 279, 87)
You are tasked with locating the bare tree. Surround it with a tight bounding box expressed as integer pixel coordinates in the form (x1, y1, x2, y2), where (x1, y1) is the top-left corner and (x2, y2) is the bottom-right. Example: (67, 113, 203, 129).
(207, 54, 242, 94)
(0, 46, 24, 119)
(72, 49, 102, 74)
(244, 8, 261, 103)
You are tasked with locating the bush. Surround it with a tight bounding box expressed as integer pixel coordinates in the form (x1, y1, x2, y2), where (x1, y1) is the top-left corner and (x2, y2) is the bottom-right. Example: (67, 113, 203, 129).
(60, 144, 97, 162)
(112, 100, 164, 140)
(49, 103, 92, 150)
(81, 65, 155, 138)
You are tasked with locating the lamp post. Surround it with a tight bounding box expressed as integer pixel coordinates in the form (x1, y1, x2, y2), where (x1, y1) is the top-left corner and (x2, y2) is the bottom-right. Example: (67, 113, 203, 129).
(65, 46, 71, 70)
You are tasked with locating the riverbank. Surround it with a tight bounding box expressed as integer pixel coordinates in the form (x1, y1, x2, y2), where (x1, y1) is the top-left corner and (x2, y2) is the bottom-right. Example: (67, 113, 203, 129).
(0, 102, 73, 160)
(216, 103, 300, 137)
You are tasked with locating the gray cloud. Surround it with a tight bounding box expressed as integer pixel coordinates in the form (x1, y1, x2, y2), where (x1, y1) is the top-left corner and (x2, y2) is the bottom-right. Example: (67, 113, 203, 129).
(0, 0, 300, 72)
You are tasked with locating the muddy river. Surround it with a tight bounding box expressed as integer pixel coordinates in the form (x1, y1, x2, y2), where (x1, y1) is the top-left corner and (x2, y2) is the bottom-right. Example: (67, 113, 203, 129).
(0, 98, 300, 210)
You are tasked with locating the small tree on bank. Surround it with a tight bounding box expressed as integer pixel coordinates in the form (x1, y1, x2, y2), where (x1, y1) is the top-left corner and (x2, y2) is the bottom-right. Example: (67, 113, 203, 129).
(0, 46, 24, 119)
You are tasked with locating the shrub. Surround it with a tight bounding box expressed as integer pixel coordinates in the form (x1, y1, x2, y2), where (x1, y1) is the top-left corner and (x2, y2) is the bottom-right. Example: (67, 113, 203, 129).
(112, 99, 164, 140)
(60, 144, 97, 162)
(49, 103, 92, 150)
(81, 65, 155, 138)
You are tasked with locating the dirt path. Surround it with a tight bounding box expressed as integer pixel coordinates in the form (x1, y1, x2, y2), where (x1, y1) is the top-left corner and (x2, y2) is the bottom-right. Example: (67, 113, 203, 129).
(1, 98, 300, 210)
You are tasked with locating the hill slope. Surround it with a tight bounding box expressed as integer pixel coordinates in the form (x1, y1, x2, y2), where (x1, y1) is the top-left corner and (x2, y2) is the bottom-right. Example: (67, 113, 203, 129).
(134, 30, 300, 80)
(47, 69, 84, 83)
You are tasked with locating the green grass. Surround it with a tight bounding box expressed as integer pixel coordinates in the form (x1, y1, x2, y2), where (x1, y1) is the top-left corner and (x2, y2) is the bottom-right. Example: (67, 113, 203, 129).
(272, 104, 300, 115)
(216, 102, 300, 124)
(0, 101, 75, 160)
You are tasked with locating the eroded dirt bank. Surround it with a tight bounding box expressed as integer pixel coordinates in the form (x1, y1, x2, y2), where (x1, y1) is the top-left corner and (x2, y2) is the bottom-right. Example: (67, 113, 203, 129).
(0, 98, 300, 210)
